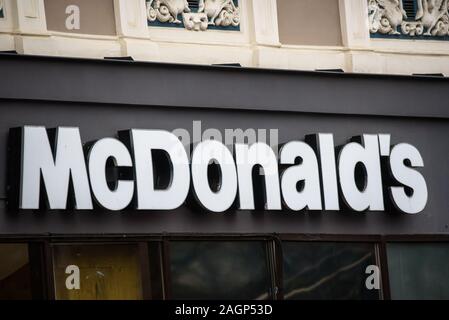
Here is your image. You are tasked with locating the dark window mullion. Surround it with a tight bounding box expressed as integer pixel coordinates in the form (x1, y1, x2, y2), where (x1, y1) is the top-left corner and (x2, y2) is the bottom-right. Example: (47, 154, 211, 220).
(44, 241, 56, 300)
(376, 241, 391, 300)
(147, 241, 165, 300)
(161, 238, 172, 300)
(264, 241, 276, 300)
(28, 242, 49, 300)
(268, 238, 284, 300)
(138, 242, 153, 300)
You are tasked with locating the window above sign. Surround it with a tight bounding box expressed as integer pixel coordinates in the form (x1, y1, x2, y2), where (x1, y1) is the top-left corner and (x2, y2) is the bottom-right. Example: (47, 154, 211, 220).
(146, 0, 241, 32)
(0, 0, 4, 19)
(368, 0, 449, 40)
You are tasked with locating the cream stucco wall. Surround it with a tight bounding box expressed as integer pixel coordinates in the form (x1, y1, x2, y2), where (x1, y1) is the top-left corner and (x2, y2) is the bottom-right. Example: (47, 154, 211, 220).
(277, 0, 342, 46)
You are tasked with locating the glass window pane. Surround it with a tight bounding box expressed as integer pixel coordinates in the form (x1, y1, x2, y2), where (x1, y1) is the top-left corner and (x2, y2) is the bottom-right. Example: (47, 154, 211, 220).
(169, 241, 272, 300)
(387, 243, 449, 300)
(283, 242, 379, 300)
(0, 244, 32, 300)
(53, 244, 143, 300)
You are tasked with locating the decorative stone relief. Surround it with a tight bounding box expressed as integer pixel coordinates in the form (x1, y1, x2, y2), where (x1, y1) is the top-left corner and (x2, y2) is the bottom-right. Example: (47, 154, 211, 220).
(183, 12, 208, 31)
(0, 0, 4, 19)
(199, 0, 240, 27)
(368, 0, 449, 39)
(146, 0, 240, 31)
(147, 0, 190, 24)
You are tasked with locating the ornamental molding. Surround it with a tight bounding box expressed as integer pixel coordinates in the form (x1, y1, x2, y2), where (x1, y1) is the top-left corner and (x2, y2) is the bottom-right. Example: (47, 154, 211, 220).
(368, 0, 449, 38)
(146, 0, 240, 32)
(182, 12, 208, 31)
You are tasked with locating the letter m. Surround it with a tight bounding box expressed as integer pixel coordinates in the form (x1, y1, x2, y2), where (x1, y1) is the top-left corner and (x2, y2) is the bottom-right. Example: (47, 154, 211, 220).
(10, 126, 92, 210)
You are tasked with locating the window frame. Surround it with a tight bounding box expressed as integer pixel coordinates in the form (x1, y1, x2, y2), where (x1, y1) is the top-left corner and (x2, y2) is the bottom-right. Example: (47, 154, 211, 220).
(279, 234, 385, 300)
(382, 235, 449, 300)
(161, 234, 281, 300)
(0, 238, 47, 299)
(0, 233, 448, 300)
(47, 237, 165, 300)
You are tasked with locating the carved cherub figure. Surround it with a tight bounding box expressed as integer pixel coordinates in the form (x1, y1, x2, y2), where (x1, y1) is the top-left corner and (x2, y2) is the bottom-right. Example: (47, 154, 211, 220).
(198, 0, 237, 25)
(376, 0, 408, 34)
(415, 0, 449, 35)
(154, 0, 191, 23)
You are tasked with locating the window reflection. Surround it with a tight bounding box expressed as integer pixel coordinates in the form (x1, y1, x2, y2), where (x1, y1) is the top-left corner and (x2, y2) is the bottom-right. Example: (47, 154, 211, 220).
(283, 242, 379, 300)
(53, 244, 143, 300)
(387, 243, 449, 300)
(169, 241, 273, 300)
(0, 244, 32, 300)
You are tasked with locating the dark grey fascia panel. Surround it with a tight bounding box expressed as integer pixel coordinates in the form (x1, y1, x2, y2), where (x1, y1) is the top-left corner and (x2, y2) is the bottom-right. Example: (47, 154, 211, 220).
(0, 53, 448, 119)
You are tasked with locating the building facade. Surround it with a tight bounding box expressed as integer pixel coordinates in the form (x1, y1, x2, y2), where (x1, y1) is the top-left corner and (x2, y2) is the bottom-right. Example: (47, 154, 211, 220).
(0, 0, 448, 75)
(0, 0, 448, 300)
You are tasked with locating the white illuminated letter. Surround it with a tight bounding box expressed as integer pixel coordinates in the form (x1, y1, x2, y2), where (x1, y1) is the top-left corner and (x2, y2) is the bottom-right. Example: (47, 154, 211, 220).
(389, 143, 427, 214)
(191, 140, 238, 212)
(88, 138, 134, 211)
(20, 126, 92, 210)
(235, 142, 282, 210)
(128, 130, 190, 210)
(312, 134, 340, 210)
(338, 134, 384, 212)
(280, 141, 322, 211)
